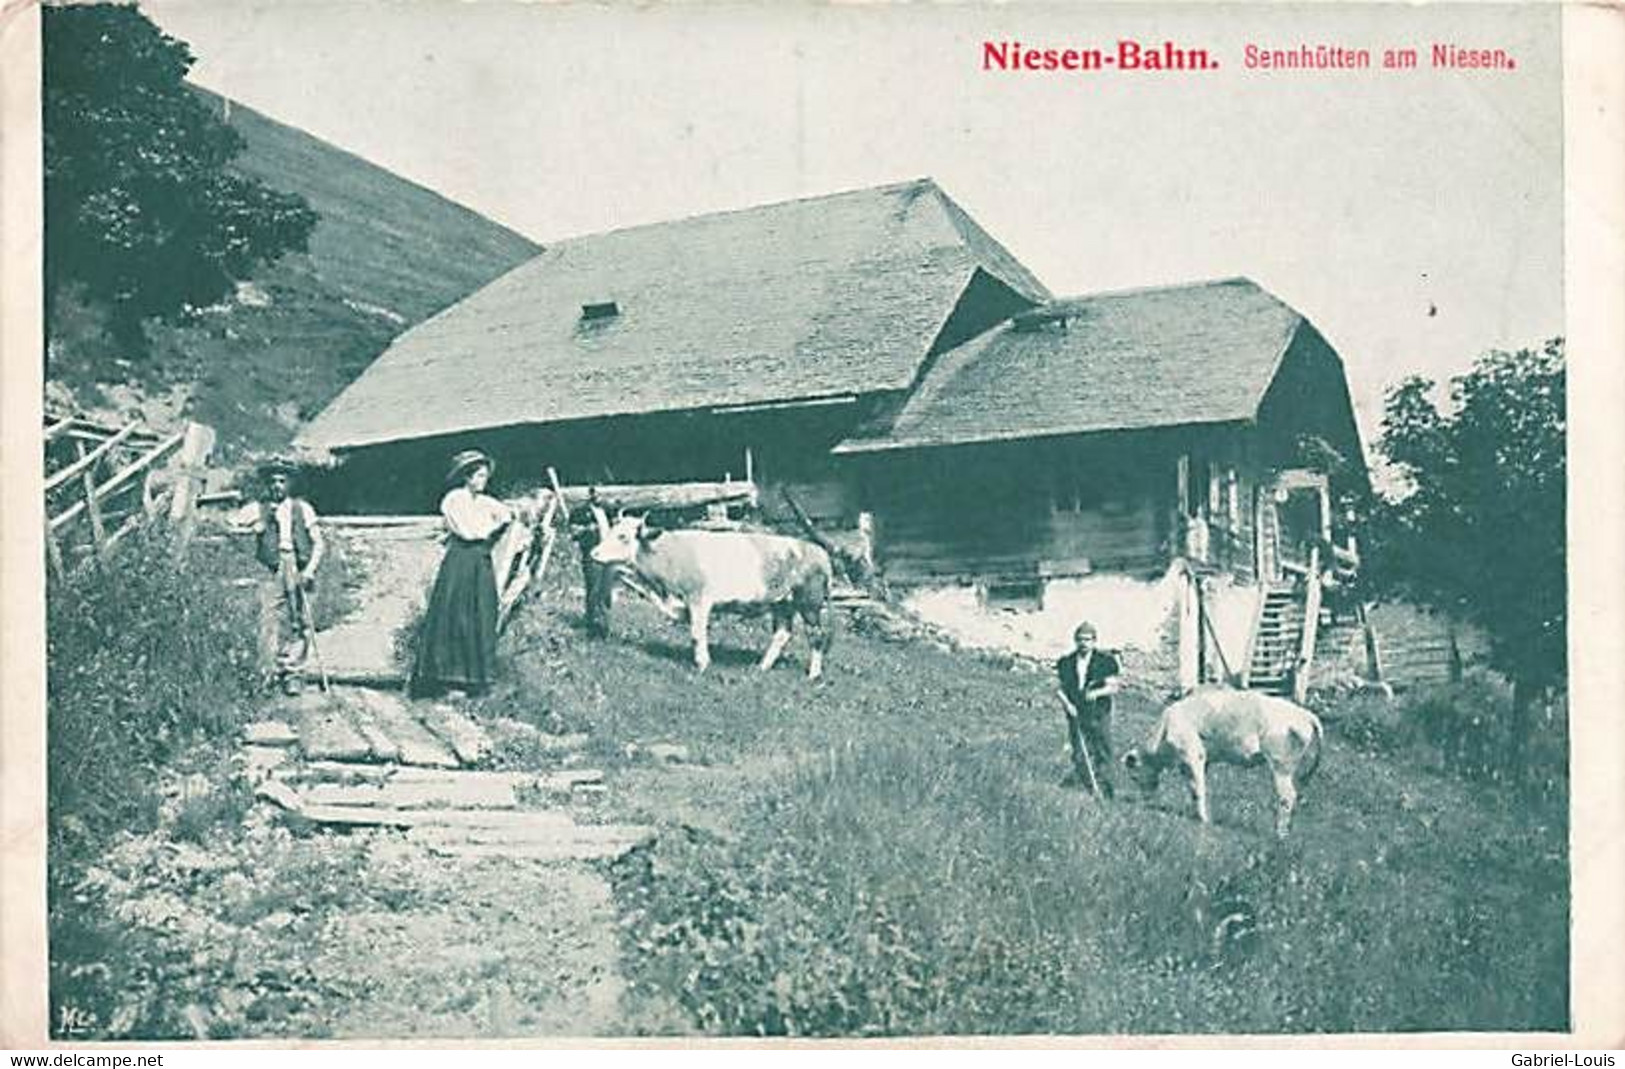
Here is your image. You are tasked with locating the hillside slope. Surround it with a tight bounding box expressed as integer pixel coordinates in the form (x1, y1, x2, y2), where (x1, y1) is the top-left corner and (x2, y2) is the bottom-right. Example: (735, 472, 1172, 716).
(47, 89, 541, 456)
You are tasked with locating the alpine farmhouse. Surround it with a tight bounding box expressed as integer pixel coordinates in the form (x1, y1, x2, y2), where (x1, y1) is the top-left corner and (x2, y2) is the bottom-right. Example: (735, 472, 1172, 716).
(298, 178, 1369, 693)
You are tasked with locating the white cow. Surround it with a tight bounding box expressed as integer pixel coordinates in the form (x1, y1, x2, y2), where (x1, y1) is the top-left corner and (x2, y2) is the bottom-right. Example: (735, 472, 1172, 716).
(590, 514, 833, 679)
(1122, 687, 1324, 838)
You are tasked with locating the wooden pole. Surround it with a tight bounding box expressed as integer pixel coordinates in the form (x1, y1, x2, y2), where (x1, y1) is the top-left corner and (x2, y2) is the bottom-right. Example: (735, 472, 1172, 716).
(617, 572, 684, 621)
(1359, 602, 1382, 683)
(167, 422, 215, 557)
(82, 468, 107, 558)
(1055, 693, 1102, 798)
(44, 522, 64, 581)
(1197, 583, 1235, 685)
(533, 467, 565, 581)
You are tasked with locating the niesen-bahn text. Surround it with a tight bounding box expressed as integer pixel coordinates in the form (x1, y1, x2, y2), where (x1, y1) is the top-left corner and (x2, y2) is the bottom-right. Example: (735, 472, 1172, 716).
(982, 40, 1217, 72)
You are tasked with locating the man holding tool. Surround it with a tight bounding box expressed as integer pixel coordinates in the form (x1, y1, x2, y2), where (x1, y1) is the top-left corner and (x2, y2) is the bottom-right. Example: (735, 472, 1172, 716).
(232, 457, 326, 695)
(1055, 620, 1121, 798)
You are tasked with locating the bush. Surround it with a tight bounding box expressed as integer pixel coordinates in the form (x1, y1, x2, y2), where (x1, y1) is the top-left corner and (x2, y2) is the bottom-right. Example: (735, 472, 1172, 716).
(1314, 690, 1407, 754)
(47, 526, 260, 867)
(1399, 671, 1515, 781)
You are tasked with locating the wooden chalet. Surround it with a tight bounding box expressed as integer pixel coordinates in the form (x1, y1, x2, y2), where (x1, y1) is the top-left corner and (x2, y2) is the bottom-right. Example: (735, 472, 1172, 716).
(300, 180, 1369, 693)
(296, 178, 1048, 519)
(834, 278, 1368, 694)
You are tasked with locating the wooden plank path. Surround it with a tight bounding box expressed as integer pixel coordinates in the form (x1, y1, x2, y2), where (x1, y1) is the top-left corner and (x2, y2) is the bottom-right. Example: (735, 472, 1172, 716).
(239, 514, 653, 864)
(245, 682, 650, 863)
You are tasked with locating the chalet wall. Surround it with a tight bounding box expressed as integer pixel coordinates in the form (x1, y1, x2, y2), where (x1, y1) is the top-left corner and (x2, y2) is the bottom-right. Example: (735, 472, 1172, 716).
(861, 434, 1174, 583)
(1255, 323, 1366, 481)
(899, 565, 1185, 688)
(311, 401, 873, 518)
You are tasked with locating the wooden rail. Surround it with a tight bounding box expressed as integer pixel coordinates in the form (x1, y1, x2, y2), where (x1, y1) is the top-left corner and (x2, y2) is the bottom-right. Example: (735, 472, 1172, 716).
(44, 417, 211, 576)
(44, 424, 139, 494)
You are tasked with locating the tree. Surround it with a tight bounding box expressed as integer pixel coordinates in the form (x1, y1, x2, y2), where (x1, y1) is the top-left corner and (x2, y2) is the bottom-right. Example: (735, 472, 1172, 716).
(43, 4, 318, 351)
(1367, 339, 1565, 774)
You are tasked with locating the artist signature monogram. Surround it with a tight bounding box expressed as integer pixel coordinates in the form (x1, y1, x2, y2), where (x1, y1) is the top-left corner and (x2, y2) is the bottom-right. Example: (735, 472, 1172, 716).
(57, 1003, 98, 1035)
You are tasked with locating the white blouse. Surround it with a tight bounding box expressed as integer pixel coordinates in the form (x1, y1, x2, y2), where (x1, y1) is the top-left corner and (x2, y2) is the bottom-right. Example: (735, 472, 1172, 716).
(440, 487, 511, 541)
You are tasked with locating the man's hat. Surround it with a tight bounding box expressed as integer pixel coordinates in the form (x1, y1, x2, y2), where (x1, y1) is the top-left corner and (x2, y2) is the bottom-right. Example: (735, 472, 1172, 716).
(255, 455, 298, 479)
(1073, 620, 1098, 641)
(446, 449, 495, 487)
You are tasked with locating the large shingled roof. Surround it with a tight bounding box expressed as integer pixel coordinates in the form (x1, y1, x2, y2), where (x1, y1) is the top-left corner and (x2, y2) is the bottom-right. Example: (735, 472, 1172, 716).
(297, 179, 1048, 451)
(834, 278, 1307, 454)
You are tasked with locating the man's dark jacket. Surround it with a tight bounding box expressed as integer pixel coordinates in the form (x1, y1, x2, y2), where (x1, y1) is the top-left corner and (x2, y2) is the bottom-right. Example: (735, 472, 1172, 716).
(1057, 649, 1121, 716)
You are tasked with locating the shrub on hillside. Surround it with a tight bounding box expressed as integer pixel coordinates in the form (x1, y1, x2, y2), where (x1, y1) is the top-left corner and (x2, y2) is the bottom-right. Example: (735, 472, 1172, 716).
(1315, 690, 1407, 754)
(47, 527, 260, 863)
(1399, 671, 1515, 781)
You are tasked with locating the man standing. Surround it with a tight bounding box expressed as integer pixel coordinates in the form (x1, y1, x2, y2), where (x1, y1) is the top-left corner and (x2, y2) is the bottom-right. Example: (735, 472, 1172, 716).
(571, 494, 614, 638)
(1056, 620, 1121, 797)
(232, 457, 325, 695)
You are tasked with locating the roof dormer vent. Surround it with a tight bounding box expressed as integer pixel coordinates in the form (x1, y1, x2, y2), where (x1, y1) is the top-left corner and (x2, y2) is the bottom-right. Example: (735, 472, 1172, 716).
(1011, 308, 1068, 334)
(580, 300, 620, 322)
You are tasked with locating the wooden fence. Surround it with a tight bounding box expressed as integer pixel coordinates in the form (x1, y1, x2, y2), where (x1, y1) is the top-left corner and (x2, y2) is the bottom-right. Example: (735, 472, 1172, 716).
(44, 415, 215, 578)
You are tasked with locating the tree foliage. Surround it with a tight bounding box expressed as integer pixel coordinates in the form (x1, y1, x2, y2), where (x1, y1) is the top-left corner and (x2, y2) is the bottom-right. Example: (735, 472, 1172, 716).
(43, 4, 318, 348)
(1367, 339, 1566, 698)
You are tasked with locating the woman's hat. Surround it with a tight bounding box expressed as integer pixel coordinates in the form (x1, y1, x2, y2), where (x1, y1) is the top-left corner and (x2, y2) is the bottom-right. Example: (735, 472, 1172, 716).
(446, 449, 495, 486)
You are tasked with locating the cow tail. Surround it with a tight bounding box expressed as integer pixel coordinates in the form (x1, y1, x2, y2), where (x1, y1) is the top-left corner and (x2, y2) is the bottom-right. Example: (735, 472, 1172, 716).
(1296, 717, 1324, 788)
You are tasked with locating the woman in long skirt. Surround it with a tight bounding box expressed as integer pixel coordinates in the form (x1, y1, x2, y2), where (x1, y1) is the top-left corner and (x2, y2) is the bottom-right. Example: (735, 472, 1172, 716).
(410, 449, 513, 698)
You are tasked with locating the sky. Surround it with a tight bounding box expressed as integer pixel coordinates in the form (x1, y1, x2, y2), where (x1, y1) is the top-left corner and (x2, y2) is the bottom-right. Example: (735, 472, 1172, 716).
(141, 0, 1565, 453)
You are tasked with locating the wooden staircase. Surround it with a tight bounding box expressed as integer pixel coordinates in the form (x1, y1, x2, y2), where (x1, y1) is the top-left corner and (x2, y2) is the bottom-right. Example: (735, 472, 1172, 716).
(1247, 585, 1303, 696)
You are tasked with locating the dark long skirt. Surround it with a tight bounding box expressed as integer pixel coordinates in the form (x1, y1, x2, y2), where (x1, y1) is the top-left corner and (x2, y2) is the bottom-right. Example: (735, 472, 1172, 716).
(410, 536, 498, 697)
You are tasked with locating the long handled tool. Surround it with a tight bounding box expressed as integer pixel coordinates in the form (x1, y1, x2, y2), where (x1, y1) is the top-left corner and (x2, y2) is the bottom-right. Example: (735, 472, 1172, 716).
(1056, 691, 1101, 797)
(293, 577, 331, 694)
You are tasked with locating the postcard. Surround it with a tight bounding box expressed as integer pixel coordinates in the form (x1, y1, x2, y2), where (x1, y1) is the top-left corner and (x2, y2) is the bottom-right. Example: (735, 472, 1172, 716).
(3, 0, 1621, 1049)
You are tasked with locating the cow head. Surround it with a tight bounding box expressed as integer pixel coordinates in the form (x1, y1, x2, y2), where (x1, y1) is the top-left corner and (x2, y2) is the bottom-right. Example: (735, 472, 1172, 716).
(1121, 748, 1163, 795)
(589, 513, 662, 564)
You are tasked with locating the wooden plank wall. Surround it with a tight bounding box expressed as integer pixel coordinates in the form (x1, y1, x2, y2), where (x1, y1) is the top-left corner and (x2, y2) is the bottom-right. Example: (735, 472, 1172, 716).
(864, 435, 1171, 582)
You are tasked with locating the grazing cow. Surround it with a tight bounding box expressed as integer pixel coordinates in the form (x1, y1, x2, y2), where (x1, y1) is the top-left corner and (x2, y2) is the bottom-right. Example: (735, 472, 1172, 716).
(1121, 687, 1324, 838)
(589, 514, 834, 679)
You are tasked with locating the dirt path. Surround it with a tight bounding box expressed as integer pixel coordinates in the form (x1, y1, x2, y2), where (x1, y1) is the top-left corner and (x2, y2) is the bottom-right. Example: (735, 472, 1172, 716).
(309, 841, 625, 1039)
(219, 524, 650, 1039)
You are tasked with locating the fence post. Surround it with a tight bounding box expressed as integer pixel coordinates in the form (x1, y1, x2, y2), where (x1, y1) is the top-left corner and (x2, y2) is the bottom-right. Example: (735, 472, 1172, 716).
(1359, 602, 1382, 682)
(44, 521, 64, 580)
(82, 468, 107, 558)
(167, 422, 216, 558)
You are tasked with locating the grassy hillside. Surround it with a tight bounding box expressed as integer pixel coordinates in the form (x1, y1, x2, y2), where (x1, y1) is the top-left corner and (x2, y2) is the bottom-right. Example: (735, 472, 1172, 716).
(489, 563, 1568, 1036)
(47, 90, 540, 457)
(47, 537, 1567, 1038)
